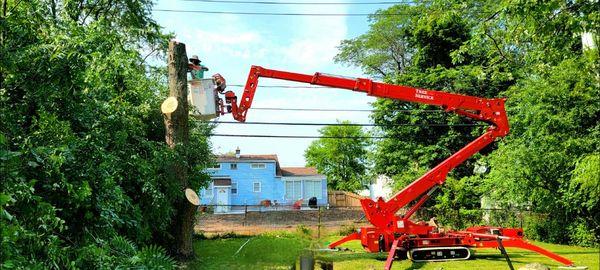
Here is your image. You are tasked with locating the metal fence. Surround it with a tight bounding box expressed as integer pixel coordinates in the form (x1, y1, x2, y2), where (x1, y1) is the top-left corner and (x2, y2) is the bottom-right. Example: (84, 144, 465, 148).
(194, 204, 542, 238)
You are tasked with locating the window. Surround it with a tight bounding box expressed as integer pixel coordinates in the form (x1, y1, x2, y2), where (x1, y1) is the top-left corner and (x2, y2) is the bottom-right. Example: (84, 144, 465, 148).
(231, 182, 237, 194)
(251, 163, 266, 169)
(205, 182, 214, 197)
(230, 163, 237, 170)
(285, 180, 302, 201)
(209, 163, 221, 169)
(253, 182, 261, 193)
(305, 180, 322, 199)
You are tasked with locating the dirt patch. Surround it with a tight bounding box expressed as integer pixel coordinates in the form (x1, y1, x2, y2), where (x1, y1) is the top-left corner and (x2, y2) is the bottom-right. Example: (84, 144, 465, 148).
(195, 208, 369, 235)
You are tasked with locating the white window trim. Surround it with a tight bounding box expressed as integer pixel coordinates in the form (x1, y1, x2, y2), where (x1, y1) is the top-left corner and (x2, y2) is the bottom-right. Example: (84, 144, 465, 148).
(251, 163, 266, 169)
(284, 179, 303, 201)
(304, 180, 322, 199)
(231, 182, 238, 195)
(208, 164, 221, 170)
(253, 182, 261, 193)
(230, 163, 238, 170)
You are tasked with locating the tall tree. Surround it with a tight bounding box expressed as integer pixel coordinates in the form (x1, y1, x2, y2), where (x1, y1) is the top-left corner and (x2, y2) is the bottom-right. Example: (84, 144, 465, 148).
(337, 0, 599, 246)
(304, 121, 370, 192)
(335, 4, 418, 79)
(164, 41, 195, 259)
(339, 4, 513, 194)
(0, 0, 213, 267)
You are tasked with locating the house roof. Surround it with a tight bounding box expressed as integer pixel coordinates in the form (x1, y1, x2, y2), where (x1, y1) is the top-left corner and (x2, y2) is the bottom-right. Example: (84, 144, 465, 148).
(281, 167, 323, 177)
(217, 154, 279, 162)
(217, 154, 282, 176)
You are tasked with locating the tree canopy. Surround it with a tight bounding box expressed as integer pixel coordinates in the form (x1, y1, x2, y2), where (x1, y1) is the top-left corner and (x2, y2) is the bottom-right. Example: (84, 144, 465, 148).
(337, 0, 599, 247)
(304, 121, 370, 192)
(0, 0, 213, 268)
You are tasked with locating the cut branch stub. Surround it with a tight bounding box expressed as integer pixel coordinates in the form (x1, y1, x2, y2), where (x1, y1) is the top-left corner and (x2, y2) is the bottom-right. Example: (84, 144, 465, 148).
(184, 188, 200, 206)
(161, 96, 179, 114)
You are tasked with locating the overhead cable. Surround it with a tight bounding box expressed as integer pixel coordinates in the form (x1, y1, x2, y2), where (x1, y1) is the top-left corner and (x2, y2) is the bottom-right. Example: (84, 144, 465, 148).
(183, 0, 413, 4)
(248, 107, 444, 112)
(152, 9, 417, 16)
(228, 84, 327, 88)
(250, 107, 373, 112)
(211, 120, 485, 127)
(209, 134, 387, 139)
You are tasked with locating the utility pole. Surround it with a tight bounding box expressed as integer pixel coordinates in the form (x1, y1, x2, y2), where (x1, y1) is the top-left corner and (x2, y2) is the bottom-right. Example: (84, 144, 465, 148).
(164, 40, 195, 259)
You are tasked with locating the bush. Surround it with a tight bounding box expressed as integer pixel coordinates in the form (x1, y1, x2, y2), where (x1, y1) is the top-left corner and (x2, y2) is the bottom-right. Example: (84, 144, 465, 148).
(296, 224, 313, 237)
(73, 236, 176, 269)
(0, 0, 213, 267)
(568, 220, 598, 248)
(337, 224, 358, 236)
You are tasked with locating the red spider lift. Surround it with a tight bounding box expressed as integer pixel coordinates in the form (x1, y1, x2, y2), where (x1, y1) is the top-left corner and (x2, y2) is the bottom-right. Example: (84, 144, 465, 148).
(213, 66, 576, 269)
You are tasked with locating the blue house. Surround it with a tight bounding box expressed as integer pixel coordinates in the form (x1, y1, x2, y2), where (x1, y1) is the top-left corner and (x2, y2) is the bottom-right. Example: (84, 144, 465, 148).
(199, 149, 328, 213)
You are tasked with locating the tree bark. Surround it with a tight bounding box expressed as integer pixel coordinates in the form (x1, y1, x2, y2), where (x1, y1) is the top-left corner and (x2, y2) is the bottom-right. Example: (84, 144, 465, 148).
(164, 40, 195, 260)
(1, 0, 6, 90)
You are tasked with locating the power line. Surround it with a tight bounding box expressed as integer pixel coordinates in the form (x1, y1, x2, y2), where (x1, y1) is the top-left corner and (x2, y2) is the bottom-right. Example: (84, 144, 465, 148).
(248, 107, 444, 112)
(229, 84, 327, 88)
(250, 107, 373, 112)
(210, 134, 388, 139)
(152, 9, 416, 16)
(183, 0, 413, 4)
(211, 120, 486, 127)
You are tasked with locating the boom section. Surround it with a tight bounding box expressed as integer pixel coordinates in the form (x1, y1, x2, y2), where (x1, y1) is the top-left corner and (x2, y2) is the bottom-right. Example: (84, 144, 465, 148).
(226, 66, 508, 137)
(223, 65, 509, 226)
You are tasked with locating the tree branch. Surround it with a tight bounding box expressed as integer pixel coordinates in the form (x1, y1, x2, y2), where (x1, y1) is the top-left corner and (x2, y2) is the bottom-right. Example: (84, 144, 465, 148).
(367, 64, 387, 78)
(483, 9, 501, 23)
(7, 0, 23, 15)
(140, 47, 158, 66)
(485, 32, 512, 64)
(81, 0, 103, 25)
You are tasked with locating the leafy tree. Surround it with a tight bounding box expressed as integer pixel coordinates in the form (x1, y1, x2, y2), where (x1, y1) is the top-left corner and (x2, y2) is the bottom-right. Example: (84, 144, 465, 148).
(0, 0, 213, 267)
(472, 0, 599, 247)
(337, 0, 599, 247)
(338, 4, 513, 214)
(335, 4, 419, 79)
(482, 56, 599, 246)
(304, 121, 370, 192)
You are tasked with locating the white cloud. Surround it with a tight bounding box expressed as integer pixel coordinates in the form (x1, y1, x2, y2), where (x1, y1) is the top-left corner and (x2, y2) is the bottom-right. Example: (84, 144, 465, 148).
(186, 29, 261, 60)
(277, 2, 348, 70)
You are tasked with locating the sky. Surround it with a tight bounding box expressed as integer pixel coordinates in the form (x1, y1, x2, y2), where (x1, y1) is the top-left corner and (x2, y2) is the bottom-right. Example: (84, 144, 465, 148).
(152, 0, 396, 166)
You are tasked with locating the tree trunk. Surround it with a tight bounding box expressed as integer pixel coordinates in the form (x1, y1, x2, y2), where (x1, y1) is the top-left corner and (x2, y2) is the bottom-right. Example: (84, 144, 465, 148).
(164, 40, 195, 260)
(1, 0, 6, 90)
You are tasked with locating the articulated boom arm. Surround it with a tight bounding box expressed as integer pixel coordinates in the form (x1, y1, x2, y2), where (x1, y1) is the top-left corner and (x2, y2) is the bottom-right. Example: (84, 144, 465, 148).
(223, 65, 509, 228)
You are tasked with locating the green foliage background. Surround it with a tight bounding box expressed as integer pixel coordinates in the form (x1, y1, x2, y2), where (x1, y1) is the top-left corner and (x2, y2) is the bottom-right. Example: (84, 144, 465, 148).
(337, 0, 599, 247)
(0, 0, 213, 268)
(304, 120, 370, 192)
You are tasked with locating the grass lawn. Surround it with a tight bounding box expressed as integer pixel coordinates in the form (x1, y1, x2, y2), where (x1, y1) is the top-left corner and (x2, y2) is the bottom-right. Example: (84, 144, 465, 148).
(319, 235, 599, 270)
(188, 232, 599, 270)
(187, 232, 310, 270)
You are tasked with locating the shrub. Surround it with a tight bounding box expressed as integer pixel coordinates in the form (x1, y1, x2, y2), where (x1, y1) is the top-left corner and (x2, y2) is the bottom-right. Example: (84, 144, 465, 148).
(568, 220, 598, 248)
(296, 224, 313, 237)
(337, 224, 358, 236)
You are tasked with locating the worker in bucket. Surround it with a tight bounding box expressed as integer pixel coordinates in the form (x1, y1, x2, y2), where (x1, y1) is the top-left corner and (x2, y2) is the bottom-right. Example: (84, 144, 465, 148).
(188, 55, 209, 80)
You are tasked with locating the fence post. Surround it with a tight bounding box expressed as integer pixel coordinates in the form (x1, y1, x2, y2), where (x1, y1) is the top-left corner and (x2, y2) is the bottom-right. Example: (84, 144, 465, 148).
(243, 204, 248, 227)
(318, 206, 322, 240)
(520, 211, 523, 228)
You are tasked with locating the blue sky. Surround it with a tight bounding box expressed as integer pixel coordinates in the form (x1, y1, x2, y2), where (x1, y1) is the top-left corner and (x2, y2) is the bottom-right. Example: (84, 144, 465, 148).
(152, 0, 395, 166)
